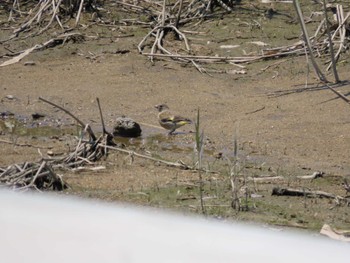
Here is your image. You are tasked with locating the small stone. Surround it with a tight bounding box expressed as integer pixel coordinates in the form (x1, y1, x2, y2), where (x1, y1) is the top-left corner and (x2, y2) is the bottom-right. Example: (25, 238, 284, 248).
(24, 61, 36, 66)
(0, 111, 15, 119)
(5, 95, 15, 100)
(32, 113, 46, 120)
(113, 116, 142, 138)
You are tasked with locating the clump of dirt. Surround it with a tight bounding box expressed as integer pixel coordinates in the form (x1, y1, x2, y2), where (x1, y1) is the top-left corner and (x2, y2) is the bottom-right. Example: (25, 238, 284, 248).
(1, 1, 350, 232)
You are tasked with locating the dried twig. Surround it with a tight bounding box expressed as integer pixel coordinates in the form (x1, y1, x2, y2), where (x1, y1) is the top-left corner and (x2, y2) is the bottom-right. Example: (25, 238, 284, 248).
(39, 96, 96, 140)
(0, 45, 39, 67)
(75, 0, 85, 27)
(325, 83, 350, 104)
(293, 0, 328, 83)
(322, 0, 340, 82)
(272, 187, 348, 205)
(102, 145, 193, 170)
(343, 178, 350, 194)
(1, 0, 90, 42)
(0, 160, 66, 191)
(246, 172, 324, 183)
(0, 33, 85, 66)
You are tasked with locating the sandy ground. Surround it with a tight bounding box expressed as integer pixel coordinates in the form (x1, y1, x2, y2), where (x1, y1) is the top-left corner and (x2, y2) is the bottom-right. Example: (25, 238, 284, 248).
(2, 51, 350, 175)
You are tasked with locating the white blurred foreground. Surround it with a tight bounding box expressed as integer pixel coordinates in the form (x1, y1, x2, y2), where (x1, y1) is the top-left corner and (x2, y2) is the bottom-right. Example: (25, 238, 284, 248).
(0, 190, 348, 263)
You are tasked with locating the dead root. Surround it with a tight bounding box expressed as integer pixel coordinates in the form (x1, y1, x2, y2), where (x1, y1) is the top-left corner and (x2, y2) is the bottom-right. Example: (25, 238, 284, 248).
(0, 32, 85, 67)
(272, 187, 350, 207)
(0, 97, 114, 191)
(0, 160, 65, 191)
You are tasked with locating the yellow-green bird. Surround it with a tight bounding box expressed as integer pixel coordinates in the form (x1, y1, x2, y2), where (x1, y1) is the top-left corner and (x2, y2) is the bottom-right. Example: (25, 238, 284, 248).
(155, 104, 192, 135)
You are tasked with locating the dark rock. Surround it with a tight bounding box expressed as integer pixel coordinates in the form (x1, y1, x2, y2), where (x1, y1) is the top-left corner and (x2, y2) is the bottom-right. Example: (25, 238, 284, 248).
(24, 61, 36, 66)
(32, 113, 46, 120)
(0, 111, 14, 119)
(113, 116, 142, 138)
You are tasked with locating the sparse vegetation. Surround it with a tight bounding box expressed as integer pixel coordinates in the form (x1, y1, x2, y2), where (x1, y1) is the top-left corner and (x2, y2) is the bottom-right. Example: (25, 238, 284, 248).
(194, 108, 206, 214)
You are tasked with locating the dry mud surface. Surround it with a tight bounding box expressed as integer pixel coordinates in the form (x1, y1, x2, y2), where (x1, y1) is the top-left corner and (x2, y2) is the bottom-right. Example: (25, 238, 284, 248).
(1, 2, 350, 231)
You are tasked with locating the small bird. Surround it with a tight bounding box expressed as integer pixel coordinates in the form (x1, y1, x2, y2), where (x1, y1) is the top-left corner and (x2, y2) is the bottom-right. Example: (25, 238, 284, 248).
(155, 104, 192, 135)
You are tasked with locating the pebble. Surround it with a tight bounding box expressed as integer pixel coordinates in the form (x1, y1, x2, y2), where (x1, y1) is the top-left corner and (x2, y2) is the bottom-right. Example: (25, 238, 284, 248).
(24, 61, 36, 66)
(5, 95, 15, 100)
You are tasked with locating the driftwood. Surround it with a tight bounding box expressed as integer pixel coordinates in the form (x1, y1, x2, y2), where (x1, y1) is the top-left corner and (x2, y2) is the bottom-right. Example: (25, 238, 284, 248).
(71, 165, 106, 173)
(247, 176, 284, 183)
(296, 171, 324, 180)
(272, 187, 349, 206)
(320, 224, 350, 242)
(0, 45, 38, 67)
(325, 83, 350, 104)
(0, 33, 85, 67)
(246, 171, 324, 183)
(272, 187, 336, 198)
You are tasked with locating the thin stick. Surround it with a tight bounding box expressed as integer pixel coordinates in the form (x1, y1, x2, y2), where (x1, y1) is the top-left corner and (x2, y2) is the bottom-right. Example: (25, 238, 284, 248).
(39, 97, 96, 140)
(168, 25, 190, 51)
(325, 84, 350, 104)
(327, 8, 348, 72)
(34, 0, 63, 37)
(293, 0, 328, 83)
(322, 0, 340, 82)
(102, 144, 193, 170)
(29, 161, 46, 187)
(175, 0, 184, 28)
(272, 187, 347, 202)
(138, 27, 158, 53)
(0, 44, 39, 67)
(312, 18, 325, 40)
(13, 0, 51, 34)
(75, 0, 84, 27)
(1, 33, 84, 66)
(96, 98, 107, 135)
(331, 12, 350, 41)
(161, 0, 166, 27)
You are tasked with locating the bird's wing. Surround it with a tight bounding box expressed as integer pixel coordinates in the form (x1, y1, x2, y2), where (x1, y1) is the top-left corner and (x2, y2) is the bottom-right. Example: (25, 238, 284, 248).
(160, 116, 178, 123)
(159, 111, 192, 124)
(172, 115, 192, 124)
